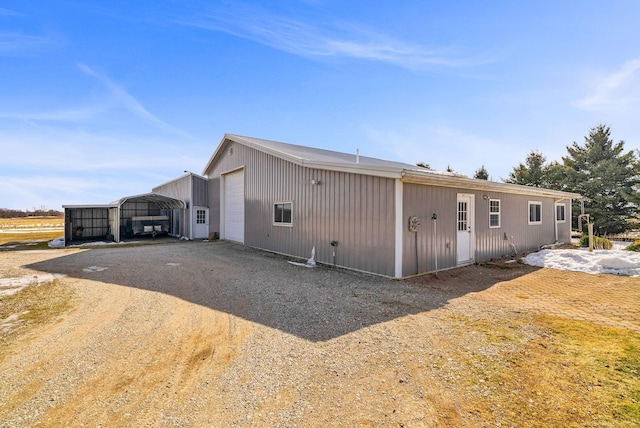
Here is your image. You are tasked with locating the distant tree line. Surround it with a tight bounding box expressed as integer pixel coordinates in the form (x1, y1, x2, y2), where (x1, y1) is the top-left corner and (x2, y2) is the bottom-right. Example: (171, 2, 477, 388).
(418, 125, 640, 235)
(0, 208, 63, 218)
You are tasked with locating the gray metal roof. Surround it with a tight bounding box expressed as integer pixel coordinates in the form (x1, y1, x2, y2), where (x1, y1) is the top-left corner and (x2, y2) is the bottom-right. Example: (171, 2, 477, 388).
(113, 193, 186, 209)
(202, 133, 581, 199)
(202, 134, 424, 178)
(229, 134, 417, 169)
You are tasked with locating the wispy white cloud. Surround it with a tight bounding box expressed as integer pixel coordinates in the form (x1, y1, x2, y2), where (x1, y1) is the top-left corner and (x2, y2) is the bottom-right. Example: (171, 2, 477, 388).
(0, 32, 57, 53)
(0, 125, 206, 209)
(0, 173, 138, 209)
(0, 106, 105, 122)
(0, 7, 23, 17)
(574, 58, 640, 110)
(180, 5, 471, 69)
(76, 63, 193, 138)
(0, 125, 197, 172)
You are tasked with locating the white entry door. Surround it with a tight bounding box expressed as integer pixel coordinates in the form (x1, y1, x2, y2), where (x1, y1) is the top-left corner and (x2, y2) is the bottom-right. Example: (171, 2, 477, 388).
(193, 206, 209, 239)
(456, 194, 475, 265)
(223, 169, 245, 243)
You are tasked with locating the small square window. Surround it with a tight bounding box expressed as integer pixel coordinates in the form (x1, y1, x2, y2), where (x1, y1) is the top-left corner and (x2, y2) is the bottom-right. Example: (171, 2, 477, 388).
(274, 202, 292, 226)
(556, 204, 566, 222)
(528, 201, 542, 225)
(489, 199, 500, 228)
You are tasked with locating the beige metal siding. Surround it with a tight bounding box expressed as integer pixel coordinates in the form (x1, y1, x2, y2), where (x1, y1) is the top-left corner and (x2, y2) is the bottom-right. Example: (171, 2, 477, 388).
(402, 184, 457, 276)
(208, 142, 396, 276)
(402, 183, 571, 276)
(153, 176, 190, 237)
(152, 176, 190, 201)
(192, 176, 208, 207)
(152, 174, 207, 238)
(473, 192, 555, 258)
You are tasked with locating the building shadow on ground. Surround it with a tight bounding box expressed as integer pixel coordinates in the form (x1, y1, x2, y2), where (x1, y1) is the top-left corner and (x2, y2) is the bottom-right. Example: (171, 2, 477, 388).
(24, 241, 538, 342)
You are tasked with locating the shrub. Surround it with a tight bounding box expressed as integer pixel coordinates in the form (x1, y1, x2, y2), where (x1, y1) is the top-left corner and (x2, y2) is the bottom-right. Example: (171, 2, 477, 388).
(578, 235, 613, 250)
(625, 240, 640, 252)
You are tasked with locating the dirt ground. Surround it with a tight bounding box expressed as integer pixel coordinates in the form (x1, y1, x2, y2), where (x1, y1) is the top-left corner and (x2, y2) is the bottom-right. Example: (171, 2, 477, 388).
(0, 240, 638, 427)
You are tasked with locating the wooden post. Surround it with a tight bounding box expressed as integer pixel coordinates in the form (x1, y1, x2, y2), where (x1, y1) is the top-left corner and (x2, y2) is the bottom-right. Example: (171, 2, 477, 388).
(588, 223, 594, 252)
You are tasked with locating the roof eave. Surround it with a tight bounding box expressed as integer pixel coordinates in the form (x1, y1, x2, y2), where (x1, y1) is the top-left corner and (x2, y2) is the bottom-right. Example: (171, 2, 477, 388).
(202, 134, 231, 176)
(301, 160, 403, 178)
(203, 134, 405, 179)
(401, 170, 582, 199)
(63, 204, 118, 209)
(203, 134, 308, 176)
(152, 171, 208, 192)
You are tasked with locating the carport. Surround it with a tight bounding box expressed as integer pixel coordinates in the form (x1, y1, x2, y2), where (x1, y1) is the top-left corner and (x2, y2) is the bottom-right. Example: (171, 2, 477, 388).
(63, 193, 185, 244)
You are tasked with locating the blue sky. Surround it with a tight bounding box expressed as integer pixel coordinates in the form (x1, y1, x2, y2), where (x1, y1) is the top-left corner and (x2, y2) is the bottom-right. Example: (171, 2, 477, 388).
(1, 1, 639, 211)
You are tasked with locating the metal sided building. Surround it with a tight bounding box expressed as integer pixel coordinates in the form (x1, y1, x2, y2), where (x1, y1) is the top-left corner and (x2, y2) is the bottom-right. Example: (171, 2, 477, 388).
(202, 134, 580, 278)
(152, 172, 210, 240)
(63, 193, 185, 244)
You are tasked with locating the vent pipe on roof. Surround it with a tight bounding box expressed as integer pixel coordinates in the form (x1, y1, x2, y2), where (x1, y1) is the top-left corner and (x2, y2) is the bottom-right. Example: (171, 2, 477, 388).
(356, 148, 360, 164)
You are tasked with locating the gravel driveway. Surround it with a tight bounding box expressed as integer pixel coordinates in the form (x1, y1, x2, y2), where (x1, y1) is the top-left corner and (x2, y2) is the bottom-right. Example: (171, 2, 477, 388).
(1, 239, 638, 426)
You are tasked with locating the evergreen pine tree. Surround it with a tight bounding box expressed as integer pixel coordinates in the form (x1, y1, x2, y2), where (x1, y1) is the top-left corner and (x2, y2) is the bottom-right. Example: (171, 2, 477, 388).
(563, 124, 640, 235)
(504, 150, 547, 187)
(473, 165, 489, 180)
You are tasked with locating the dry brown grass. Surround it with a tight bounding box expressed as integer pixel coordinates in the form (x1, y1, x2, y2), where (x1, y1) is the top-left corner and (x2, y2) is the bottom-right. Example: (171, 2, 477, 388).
(0, 216, 63, 228)
(0, 280, 74, 347)
(0, 217, 63, 246)
(454, 314, 640, 427)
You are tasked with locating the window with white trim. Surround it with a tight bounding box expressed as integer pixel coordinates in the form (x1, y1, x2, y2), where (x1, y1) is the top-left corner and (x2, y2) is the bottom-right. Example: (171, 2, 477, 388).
(528, 201, 542, 225)
(556, 203, 566, 223)
(273, 202, 292, 226)
(489, 199, 501, 228)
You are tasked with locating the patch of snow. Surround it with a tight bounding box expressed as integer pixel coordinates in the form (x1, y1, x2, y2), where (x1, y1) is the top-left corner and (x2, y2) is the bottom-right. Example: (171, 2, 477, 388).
(83, 266, 108, 273)
(48, 237, 65, 248)
(0, 273, 66, 296)
(611, 240, 631, 250)
(68, 240, 141, 247)
(524, 248, 640, 277)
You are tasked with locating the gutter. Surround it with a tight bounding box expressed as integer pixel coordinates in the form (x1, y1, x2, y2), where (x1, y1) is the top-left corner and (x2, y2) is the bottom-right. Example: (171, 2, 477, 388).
(401, 170, 582, 199)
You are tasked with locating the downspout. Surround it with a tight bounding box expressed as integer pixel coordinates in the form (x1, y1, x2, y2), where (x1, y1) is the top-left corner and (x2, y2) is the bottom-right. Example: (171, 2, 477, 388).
(577, 198, 594, 251)
(432, 213, 438, 278)
(394, 178, 404, 279)
(188, 173, 193, 240)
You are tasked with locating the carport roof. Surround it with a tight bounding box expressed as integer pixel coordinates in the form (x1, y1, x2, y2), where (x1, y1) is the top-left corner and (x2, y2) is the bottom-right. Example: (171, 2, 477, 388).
(112, 193, 186, 209)
(63, 204, 118, 209)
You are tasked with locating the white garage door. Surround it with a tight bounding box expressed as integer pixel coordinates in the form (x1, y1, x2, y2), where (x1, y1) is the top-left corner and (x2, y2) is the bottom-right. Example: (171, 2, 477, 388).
(223, 169, 245, 243)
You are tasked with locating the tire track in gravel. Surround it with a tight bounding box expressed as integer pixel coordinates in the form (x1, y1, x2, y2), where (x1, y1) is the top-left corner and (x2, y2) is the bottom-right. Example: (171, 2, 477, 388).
(0, 258, 251, 427)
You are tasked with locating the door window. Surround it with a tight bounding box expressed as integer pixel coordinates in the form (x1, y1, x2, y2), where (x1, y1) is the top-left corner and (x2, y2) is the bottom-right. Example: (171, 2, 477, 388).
(457, 201, 468, 231)
(196, 209, 206, 224)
